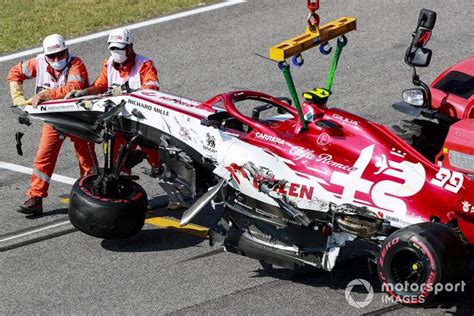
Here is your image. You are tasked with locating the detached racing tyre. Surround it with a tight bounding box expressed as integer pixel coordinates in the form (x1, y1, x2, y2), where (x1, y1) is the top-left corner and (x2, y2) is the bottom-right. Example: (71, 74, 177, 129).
(377, 222, 467, 306)
(68, 174, 147, 239)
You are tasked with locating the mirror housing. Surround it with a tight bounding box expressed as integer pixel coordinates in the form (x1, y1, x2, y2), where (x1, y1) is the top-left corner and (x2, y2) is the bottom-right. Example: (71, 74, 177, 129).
(405, 46, 432, 67)
(405, 9, 436, 68)
(418, 8, 437, 30)
(412, 29, 432, 48)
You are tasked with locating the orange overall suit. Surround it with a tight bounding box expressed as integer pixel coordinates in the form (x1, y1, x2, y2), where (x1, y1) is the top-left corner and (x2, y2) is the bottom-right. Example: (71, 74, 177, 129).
(7, 52, 97, 213)
(92, 51, 160, 173)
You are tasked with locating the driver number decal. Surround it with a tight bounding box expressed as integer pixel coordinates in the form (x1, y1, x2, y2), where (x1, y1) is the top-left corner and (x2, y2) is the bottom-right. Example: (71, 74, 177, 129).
(430, 168, 463, 193)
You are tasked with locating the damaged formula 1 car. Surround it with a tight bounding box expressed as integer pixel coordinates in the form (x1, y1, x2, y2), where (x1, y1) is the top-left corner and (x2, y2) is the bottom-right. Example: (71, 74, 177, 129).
(14, 3, 473, 306)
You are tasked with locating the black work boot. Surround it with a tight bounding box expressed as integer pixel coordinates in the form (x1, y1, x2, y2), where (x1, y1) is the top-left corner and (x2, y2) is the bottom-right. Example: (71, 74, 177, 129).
(18, 197, 43, 215)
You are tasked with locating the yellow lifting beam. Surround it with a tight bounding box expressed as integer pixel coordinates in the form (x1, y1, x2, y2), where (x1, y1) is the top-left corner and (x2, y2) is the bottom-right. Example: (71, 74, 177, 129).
(269, 16, 357, 62)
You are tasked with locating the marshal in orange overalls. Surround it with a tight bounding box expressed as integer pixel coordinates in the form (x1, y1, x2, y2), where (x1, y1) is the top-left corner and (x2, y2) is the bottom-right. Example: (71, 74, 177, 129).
(7, 36, 97, 214)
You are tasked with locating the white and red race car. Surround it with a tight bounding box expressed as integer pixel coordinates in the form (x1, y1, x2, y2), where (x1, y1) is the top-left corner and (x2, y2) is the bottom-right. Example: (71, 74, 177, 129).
(18, 81, 473, 305)
(15, 6, 473, 307)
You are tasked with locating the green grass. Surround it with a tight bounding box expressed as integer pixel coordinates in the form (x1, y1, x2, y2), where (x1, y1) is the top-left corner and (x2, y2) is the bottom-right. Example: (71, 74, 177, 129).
(0, 0, 216, 54)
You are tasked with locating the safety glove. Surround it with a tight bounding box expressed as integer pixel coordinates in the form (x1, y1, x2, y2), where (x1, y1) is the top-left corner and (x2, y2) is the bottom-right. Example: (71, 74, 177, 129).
(65, 89, 87, 99)
(111, 85, 123, 96)
(77, 100, 93, 110)
(10, 82, 27, 106)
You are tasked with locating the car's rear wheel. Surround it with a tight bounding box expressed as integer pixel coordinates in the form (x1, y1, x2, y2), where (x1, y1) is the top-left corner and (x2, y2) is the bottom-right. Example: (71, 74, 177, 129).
(68, 174, 148, 239)
(378, 222, 467, 306)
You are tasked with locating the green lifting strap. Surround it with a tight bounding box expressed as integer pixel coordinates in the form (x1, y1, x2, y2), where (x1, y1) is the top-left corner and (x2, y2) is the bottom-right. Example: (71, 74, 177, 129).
(325, 40, 345, 92)
(280, 63, 308, 131)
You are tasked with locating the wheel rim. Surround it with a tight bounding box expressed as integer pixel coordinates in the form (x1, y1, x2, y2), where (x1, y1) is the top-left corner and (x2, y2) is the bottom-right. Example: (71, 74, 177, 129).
(390, 249, 428, 289)
(85, 174, 139, 199)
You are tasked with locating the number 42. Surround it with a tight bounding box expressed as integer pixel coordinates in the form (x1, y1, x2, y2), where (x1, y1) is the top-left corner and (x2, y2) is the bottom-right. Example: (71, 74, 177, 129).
(430, 168, 463, 193)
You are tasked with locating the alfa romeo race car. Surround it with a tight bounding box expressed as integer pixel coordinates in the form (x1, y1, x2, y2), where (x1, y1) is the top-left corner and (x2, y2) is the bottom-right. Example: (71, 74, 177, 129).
(14, 4, 474, 307)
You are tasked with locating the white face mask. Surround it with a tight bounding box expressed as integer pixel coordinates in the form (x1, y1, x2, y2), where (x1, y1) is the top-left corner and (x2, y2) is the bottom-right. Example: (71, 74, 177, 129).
(111, 50, 127, 63)
(49, 58, 67, 71)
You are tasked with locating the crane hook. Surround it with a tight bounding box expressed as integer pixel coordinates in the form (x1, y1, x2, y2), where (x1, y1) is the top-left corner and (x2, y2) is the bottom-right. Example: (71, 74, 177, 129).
(337, 35, 348, 47)
(319, 43, 332, 55)
(292, 54, 304, 67)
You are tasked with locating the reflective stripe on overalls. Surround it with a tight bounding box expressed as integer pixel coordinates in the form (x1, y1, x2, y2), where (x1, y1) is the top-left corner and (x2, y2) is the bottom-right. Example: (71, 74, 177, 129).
(106, 54, 149, 90)
(27, 54, 97, 198)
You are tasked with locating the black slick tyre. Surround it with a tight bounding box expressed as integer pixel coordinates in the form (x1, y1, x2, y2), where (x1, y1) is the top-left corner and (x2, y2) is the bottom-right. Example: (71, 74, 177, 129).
(68, 174, 147, 239)
(377, 222, 467, 306)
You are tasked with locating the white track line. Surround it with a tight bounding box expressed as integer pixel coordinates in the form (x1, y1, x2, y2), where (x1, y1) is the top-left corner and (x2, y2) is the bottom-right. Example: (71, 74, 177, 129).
(0, 0, 246, 63)
(0, 163, 76, 245)
(0, 161, 76, 185)
(0, 161, 160, 202)
(0, 221, 71, 243)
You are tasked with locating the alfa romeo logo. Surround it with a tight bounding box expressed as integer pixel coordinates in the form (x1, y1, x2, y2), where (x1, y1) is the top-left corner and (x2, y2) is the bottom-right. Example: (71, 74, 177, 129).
(316, 132, 331, 146)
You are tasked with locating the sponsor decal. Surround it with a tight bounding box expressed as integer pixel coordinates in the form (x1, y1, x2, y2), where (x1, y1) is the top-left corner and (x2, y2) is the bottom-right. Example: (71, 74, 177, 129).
(274, 182, 315, 200)
(316, 133, 331, 146)
(206, 133, 215, 148)
(127, 99, 169, 116)
(141, 91, 159, 97)
(159, 96, 197, 107)
(39, 104, 78, 112)
(289, 146, 316, 162)
(316, 153, 357, 172)
(385, 215, 400, 223)
(110, 35, 123, 41)
(282, 217, 303, 226)
(378, 236, 399, 267)
(179, 127, 191, 141)
(154, 107, 169, 116)
(203, 133, 216, 153)
(462, 201, 474, 213)
(304, 108, 314, 121)
(289, 146, 356, 171)
(332, 113, 358, 126)
(382, 215, 412, 227)
(255, 132, 285, 145)
(47, 44, 61, 52)
(128, 99, 152, 110)
(255, 208, 279, 219)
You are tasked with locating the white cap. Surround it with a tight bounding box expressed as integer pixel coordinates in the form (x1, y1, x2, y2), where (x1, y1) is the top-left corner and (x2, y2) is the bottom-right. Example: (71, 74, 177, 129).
(108, 28, 133, 49)
(43, 34, 67, 54)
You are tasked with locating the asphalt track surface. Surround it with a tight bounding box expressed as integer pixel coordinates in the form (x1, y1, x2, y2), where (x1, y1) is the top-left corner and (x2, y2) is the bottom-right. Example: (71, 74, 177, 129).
(1, 0, 473, 314)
